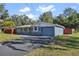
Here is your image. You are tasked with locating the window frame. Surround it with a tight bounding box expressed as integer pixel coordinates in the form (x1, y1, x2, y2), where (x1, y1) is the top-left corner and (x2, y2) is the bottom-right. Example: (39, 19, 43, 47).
(33, 26, 38, 32)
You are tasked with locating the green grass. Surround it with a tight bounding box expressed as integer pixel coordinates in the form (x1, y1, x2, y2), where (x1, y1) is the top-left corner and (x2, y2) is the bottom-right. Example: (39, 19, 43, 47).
(0, 33, 21, 42)
(27, 33, 79, 56)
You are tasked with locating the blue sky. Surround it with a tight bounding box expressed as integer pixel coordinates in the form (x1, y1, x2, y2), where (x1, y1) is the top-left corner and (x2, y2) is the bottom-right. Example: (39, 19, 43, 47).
(4, 3, 79, 20)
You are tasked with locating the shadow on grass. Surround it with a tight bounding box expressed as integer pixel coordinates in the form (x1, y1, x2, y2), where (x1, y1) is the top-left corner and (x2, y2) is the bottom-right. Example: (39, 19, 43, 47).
(40, 36, 79, 51)
(41, 45, 67, 50)
(55, 36, 79, 49)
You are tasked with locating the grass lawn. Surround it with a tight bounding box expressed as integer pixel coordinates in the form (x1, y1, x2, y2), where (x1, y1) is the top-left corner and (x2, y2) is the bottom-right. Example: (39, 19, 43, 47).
(27, 33, 79, 56)
(0, 33, 21, 42)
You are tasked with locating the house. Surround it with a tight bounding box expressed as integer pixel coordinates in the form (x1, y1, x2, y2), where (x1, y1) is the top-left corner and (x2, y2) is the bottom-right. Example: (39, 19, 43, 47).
(1, 27, 16, 34)
(64, 28, 75, 34)
(16, 22, 65, 37)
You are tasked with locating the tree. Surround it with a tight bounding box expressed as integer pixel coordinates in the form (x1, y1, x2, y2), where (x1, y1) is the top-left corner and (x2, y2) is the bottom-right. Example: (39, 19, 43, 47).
(0, 4, 5, 15)
(19, 15, 30, 25)
(54, 14, 69, 27)
(64, 8, 79, 29)
(64, 8, 77, 17)
(0, 10, 9, 19)
(54, 8, 79, 30)
(2, 20, 15, 27)
(39, 11, 53, 23)
(56, 14, 66, 25)
(0, 4, 9, 20)
(11, 14, 32, 26)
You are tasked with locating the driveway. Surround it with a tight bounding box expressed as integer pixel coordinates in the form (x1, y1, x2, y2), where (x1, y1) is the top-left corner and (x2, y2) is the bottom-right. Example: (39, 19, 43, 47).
(0, 35, 52, 56)
(0, 45, 26, 56)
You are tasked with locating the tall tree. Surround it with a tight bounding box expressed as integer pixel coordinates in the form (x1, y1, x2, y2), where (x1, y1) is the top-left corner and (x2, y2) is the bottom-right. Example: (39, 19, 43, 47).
(54, 8, 79, 30)
(11, 15, 32, 26)
(0, 4, 5, 18)
(0, 10, 9, 19)
(0, 4, 9, 20)
(0, 4, 4, 14)
(55, 14, 69, 27)
(63, 8, 77, 17)
(39, 11, 53, 23)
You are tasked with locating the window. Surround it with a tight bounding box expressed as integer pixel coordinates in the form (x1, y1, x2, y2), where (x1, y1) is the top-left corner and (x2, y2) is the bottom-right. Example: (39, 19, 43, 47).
(33, 26, 38, 32)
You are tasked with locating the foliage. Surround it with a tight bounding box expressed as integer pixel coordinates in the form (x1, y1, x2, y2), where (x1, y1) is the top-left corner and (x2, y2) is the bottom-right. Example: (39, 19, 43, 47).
(11, 15, 33, 26)
(0, 10, 9, 19)
(0, 4, 5, 14)
(0, 4, 9, 19)
(63, 8, 77, 17)
(39, 11, 53, 23)
(54, 8, 79, 29)
(2, 20, 16, 27)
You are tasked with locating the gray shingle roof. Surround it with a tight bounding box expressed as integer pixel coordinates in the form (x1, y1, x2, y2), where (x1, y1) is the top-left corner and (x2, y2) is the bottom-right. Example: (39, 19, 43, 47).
(1, 22, 64, 29)
(32, 22, 65, 28)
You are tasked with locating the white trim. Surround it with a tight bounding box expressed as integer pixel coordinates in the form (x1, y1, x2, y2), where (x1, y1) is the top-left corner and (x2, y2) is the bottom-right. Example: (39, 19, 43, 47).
(33, 26, 38, 32)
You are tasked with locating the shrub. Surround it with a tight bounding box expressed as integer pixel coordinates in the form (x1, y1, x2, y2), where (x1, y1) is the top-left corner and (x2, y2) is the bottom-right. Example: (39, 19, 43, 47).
(2, 20, 15, 27)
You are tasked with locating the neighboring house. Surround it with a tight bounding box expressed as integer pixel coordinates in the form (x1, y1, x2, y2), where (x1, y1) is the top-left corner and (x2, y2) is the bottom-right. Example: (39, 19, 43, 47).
(64, 28, 75, 34)
(16, 22, 65, 37)
(1, 27, 16, 34)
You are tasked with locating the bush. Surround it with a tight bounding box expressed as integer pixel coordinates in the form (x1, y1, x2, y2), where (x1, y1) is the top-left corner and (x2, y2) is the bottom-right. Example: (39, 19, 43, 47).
(2, 20, 15, 27)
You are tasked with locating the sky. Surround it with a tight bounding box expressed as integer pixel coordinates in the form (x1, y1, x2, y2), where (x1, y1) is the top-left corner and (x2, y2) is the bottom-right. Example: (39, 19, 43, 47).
(4, 3, 79, 20)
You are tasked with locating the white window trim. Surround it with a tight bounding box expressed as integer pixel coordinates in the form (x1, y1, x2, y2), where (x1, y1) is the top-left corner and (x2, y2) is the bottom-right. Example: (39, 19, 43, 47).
(33, 26, 38, 32)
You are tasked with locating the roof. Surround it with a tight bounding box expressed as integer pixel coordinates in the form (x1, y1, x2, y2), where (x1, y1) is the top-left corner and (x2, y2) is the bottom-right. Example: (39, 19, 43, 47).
(16, 25, 31, 28)
(32, 22, 65, 28)
(0, 27, 15, 29)
(3, 22, 64, 29)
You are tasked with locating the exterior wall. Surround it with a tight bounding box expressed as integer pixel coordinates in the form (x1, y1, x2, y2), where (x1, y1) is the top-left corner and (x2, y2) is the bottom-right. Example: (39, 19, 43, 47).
(54, 27, 64, 36)
(41, 27, 54, 36)
(16, 27, 42, 35)
(30, 27, 42, 36)
(3, 28, 16, 34)
(64, 28, 75, 34)
(16, 26, 64, 36)
(16, 28, 30, 35)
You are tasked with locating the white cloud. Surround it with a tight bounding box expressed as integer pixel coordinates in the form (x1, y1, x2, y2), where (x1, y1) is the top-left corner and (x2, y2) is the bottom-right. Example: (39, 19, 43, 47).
(37, 5, 56, 12)
(19, 7, 30, 12)
(26, 13, 36, 20)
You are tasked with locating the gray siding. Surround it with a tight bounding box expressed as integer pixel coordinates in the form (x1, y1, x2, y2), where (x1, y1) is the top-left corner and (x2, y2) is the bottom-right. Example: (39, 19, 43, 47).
(30, 27, 42, 36)
(16, 26, 64, 36)
(16, 28, 30, 35)
(54, 27, 64, 36)
(16, 27, 42, 35)
(41, 27, 54, 36)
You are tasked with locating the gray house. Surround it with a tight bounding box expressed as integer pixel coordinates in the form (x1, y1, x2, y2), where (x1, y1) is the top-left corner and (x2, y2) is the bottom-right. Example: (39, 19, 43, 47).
(16, 22, 65, 37)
